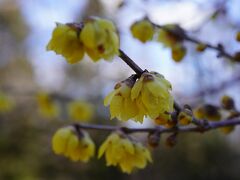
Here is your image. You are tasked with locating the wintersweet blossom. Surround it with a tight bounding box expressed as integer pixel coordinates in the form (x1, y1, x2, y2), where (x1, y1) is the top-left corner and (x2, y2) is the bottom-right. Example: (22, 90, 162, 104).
(98, 133, 152, 173)
(52, 127, 95, 162)
(131, 19, 154, 43)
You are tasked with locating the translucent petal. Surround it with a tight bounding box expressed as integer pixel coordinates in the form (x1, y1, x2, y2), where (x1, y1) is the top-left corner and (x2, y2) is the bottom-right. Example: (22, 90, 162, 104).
(131, 79, 143, 100)
(80, 23, 96, 48)
(109, 95, 123, 119)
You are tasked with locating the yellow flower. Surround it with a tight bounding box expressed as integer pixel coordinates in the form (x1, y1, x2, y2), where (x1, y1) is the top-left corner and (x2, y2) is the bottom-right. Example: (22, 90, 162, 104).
(47, 23, 85, 64)
(0, 92, 14, 113)
(80, 17, 119, 61)
(104, 77, 139, 121)
(52, 126, 95, 162)
(67, 100, 94, 122)
(37, 92, 59, 118)
(130, 19, 154, 43)
(131, 72, 174, 124)
(157, 24, 183, 48)
(98, 133, 152, 174)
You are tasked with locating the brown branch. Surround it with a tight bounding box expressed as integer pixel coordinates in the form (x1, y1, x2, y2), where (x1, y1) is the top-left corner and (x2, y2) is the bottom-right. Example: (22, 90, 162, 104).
(119, 49, 144, 76)
(151, 22, 235, 60)
(74, 118, 240, 134)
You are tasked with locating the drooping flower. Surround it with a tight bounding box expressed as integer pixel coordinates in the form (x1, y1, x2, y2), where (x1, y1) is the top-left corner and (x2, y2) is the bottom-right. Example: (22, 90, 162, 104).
(46, 23, 85, 64)
(80, 17, 119, 61)
(67, 100, 94, 122)
(131, 71, 174, 124)
(47, 17, 120, 63)
(130, 19, 154, 43)
(37, 92, 59, 119)
(104, 76, 139, 122)
(98, 133, 152, 174)
(52, 126, 95, 162)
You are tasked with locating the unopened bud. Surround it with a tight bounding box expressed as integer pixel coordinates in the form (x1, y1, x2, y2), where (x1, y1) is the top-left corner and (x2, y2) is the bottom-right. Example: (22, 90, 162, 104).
(221, 95, 235, 110)
(178, 110, 192, 125)
(165, 133, 177, 147)
(196, 43, 207, 52)
(148, 132, 160, 148)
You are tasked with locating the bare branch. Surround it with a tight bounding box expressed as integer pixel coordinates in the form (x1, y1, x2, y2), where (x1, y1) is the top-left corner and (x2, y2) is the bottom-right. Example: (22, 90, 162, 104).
(73, 118, 240, 134)
(151, 22, 235, 61)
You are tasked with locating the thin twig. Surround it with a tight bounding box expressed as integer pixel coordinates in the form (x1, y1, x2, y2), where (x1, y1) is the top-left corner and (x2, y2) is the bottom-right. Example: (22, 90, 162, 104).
(118, 49, 182, 112)
(151, 22, 235, 60)
(74, 118, 240, 134)
(119, 49, 144, 76)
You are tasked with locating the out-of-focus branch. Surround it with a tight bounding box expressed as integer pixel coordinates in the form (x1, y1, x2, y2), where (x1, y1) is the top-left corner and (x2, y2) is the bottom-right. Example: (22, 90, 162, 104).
(180, 74, 240, 105)
(151, 22, 235, 61)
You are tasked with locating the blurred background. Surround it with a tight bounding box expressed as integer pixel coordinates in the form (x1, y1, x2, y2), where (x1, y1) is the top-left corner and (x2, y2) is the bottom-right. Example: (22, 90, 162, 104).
(1, 0, 240, 179)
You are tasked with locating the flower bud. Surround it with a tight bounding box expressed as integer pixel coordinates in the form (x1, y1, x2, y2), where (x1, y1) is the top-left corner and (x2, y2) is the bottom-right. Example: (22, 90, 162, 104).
(178, 110, 192, 125)
(148, 132, 160, 148)
(196, 43, 207, 52)
(221, 95, 235, 110)
(165, 133, 177, 148)
(171, 44, 186, 62)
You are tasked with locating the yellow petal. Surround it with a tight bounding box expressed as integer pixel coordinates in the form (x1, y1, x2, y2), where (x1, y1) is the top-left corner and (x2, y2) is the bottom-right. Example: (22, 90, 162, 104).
(131, 79, 143, 100)
(52, 128, 72, 154)
(109, 95, 123, 119)
(104, 90, 117, 106)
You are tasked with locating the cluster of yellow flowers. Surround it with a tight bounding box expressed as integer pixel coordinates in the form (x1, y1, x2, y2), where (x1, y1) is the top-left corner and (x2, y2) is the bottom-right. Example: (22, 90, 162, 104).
(130, 19, 186, 62)
(47, 16, 174, 174)
(47, 17, 119, 63)
(98, 133, 152, 174)
(52, 129, 152, 173)
(52, 126, 95, 162)
(104, 71, 174, 125)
